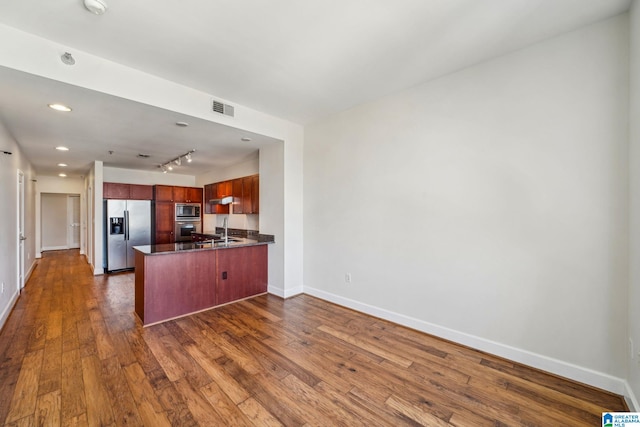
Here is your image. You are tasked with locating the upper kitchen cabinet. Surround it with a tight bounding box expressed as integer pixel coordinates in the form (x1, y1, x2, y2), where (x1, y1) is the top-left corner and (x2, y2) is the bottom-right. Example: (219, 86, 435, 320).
(215, 181, 232, 214)
(186, 187, 203, 203)
(154, 185, 174, 202)
(204, 183, 215, 214)
(153, 185, 202, 203)
(104, 183, 153, 200)
(232, 175, 259, 214)
(204, 175, 259, 215)
(232, 179, 244, 214)
(249, 174, 259, 214)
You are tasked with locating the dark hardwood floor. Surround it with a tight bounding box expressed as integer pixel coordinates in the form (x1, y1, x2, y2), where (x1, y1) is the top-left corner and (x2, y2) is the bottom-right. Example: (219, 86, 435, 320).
(0, 250, 628, 426)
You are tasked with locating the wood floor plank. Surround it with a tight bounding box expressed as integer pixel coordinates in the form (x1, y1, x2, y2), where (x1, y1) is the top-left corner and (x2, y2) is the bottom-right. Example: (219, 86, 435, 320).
(38, 335, 61, 396)
(81, 355, 115, 426)
(100, 356, 144, 426)
(236, 397, 283, 427)
(34, 390, 61, 427)
(0, 250, 629, 427)
(5, 349, 44, 424)
(60, 349, 86, 423)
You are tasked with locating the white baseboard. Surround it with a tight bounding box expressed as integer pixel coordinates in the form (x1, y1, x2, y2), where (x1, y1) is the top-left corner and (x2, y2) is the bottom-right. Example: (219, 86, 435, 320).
(41, 245, 68, 251)
(268, 284, 304, 299)
(304, 286, 631, 402)
(625, 382, 639, 411)
(0, 290, 19, 333)
(24, 259, 36, 284)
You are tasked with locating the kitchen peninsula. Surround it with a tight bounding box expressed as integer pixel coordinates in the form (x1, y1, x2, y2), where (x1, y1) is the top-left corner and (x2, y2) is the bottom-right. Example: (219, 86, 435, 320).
(133, 233, 274, 326)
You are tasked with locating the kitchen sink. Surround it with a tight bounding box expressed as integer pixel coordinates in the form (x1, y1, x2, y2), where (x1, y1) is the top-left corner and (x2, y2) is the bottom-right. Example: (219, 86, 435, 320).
(213, 237, 241, 243)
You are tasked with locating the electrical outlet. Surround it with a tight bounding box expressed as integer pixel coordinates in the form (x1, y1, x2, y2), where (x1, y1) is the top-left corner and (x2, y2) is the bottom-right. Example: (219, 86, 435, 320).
(1, 282, 4, 294)
(345, 273, 352, 284)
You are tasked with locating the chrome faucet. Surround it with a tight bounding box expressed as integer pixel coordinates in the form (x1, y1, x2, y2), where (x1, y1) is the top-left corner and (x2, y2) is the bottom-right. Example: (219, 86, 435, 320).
(223, 216, 229, 244)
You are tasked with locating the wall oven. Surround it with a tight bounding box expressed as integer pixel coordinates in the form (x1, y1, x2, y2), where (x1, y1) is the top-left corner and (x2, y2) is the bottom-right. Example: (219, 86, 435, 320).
(174, 221, 201, 242)
(175, 203, 201, 221)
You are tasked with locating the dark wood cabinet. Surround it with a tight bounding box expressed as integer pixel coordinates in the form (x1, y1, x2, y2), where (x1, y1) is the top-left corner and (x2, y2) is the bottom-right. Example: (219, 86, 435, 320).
(232, 178, 244, 214)
(204, 184, 215, 214)
(154, 202, 174, 244)
(205, 184, 214, 214)
(204, 175, 258, 215)
(216, 245, 267, 305)
(103, 182, 129, 199)
(154, 185, 174, 202)
(104, 183, 153, 200)
(135, 244, 269, 325)
(251, 175, 259, 214)
(172, 186, 186, 203)
(186, 187, 203, 203)
(215, 181, 232, 214)
(129, 184, 153, 200)
(135, 250, 216, 325)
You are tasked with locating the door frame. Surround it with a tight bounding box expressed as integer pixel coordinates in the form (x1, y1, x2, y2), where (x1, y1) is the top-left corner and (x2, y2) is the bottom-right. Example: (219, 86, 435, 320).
(67, 195, 81, 249)
(17, 169, 25, 291)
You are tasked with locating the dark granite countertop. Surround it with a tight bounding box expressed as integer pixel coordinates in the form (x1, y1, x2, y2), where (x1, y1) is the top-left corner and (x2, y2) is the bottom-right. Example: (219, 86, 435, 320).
(134, 233, 275, 255)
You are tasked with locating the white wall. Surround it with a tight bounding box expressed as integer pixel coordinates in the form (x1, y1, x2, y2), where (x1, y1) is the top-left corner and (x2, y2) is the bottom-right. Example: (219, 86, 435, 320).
(628, 0, 640, 410)
(0, 120, 36, 331)
(41, 194, 68, 250)
(104, 167, 196, 186)
(304, 15, 630, 395)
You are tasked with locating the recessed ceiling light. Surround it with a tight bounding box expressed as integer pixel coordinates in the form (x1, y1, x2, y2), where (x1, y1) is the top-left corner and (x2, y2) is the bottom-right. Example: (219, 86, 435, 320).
(176, 121, 189, 127)
(84, 0, 108, 15)
(59, 173, 67, 178)
(48, 103, 72, 112)
(58, 163, 67, 167)
(241, 137, 252, 142)
(55, 146, 69, 151)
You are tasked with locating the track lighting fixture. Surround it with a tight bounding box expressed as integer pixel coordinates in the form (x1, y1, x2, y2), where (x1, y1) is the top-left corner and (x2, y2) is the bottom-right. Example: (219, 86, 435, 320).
(159, 149, 196, 173)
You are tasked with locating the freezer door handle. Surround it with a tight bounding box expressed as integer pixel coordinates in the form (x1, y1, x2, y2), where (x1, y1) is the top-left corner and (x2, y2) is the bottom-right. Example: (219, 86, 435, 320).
(124, 210, 130, 241)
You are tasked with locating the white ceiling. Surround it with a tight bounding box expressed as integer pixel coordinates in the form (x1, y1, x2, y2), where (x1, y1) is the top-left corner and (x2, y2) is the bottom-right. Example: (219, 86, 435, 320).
(0, 0, 632, 177)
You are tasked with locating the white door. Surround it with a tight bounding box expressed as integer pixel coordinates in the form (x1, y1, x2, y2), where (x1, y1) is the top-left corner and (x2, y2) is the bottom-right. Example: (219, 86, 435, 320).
(68, 195, 81, 249)
(17, 170, 25, 290)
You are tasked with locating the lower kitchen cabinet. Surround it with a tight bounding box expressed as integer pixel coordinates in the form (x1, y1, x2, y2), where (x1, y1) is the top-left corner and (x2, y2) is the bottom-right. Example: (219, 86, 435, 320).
(134, 244, 268, 325)
(135, 250, 216, 325)
(216, 245, 268, 305)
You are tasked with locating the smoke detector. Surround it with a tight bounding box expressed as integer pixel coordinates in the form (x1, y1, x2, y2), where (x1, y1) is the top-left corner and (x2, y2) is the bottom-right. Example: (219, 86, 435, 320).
(84, 0, 108, 15)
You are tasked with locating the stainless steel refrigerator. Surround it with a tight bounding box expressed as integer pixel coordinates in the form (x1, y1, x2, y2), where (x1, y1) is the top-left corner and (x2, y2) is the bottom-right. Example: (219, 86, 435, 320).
(104, 199, 151, 272)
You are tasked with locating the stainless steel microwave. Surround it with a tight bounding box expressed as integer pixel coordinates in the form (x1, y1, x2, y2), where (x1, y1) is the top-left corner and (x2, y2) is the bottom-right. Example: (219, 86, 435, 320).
(175, 203, 201, 220)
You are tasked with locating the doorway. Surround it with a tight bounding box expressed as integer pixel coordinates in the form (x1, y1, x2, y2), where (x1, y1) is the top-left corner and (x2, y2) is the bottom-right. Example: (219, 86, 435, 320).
(41, 193, 81, 252)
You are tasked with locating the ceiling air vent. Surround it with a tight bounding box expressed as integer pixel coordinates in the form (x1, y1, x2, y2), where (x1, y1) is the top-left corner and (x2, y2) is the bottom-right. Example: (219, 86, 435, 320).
(212, 100, 235, 117)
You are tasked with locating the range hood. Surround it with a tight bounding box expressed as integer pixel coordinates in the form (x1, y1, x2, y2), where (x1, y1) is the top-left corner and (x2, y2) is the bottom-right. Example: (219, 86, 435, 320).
(208, 196, 233, 205)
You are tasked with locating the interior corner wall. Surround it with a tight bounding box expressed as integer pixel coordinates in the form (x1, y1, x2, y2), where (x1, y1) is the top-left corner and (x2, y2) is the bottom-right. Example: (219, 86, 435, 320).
(628, 0, 640, 410)
(304, 14, 629, 394)
(0, 120, 36, 332)
(92, 161, 103, 275)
